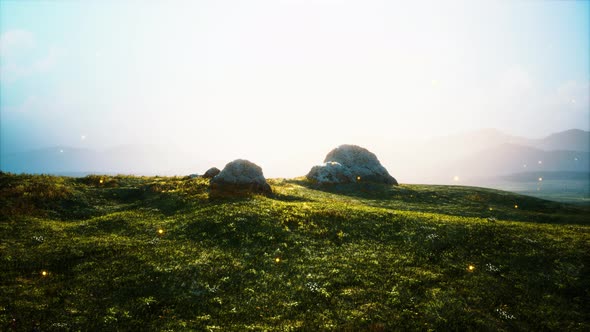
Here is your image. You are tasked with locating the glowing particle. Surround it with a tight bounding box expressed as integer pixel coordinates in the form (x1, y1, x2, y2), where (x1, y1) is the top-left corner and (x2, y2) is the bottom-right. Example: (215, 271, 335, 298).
(523, 164, 527, 168)
(467, 265, 475, 272)
(514, 204, 518, 209)
(489, 207, 493, 211)
(41, 270, 48, 277)
(81, 135, 86, 140)
(356, 176, 361, 181)
(574, 157, 578, 161)
(99, 179, 104, 184)
(453, 175, 460, 181)
(60, 149, 64, 153)
(538, 160, 542, 165)
(158, 229, 164, 235)
(275, 257, 281, 263)
(538, 177, 543, 182)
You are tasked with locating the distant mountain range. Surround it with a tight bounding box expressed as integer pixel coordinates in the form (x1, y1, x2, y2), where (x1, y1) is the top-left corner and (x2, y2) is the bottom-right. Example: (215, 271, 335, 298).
(531, 129, 590, 152)
(2, 129, 589, 185)
(451, 143, 588, 179)
(385, 128, 589, 184)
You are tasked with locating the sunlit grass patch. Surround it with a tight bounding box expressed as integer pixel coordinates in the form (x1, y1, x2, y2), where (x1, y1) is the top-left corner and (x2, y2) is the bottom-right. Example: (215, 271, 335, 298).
(0, 173, 588, 330)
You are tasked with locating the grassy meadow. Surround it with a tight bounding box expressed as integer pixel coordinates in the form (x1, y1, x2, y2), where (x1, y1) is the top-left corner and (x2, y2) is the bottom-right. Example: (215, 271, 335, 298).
(1, 173, 589, 331)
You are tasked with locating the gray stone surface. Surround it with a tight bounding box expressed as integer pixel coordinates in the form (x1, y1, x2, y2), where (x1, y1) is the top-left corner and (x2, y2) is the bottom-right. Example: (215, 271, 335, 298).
(307, 145, 398, 185)
(306, 162, 354, 184)
(210, 159, 272, 195)
(202, 167, 221, 179)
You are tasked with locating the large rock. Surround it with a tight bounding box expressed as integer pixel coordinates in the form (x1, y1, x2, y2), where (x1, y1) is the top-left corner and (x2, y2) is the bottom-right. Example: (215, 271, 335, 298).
(202, 167, 221, 179)
(210, 159, 272, 196)
(307, 145, 398, 185)
(306, 161, 354, 184)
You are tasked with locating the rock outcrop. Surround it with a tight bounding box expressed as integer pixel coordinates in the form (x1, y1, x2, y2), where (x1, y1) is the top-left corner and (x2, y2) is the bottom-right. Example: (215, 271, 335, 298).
(210, 159, 272, 196)
(202, 167, 221, 179)
(307, 161, 354, 184)
(307, 145, 398, 185)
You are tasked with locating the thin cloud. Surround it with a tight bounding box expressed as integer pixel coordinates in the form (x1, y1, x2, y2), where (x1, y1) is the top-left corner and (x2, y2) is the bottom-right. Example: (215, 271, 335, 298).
(0, 30, 65, 84)
(0, 29, 35, 57)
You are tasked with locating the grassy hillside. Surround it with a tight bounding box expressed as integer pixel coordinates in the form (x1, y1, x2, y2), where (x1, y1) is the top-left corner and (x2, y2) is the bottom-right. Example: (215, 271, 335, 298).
(1, 173, 589, 331)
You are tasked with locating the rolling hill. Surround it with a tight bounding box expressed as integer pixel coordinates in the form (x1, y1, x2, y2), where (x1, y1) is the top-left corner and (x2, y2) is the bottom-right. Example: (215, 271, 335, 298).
(383, 129, 590, 203)
(1, 173, 588, 330)
(451, 143, 589, 179)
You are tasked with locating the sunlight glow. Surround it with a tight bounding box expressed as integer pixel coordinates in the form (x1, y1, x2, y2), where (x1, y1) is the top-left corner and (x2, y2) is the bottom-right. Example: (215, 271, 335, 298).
(453, 176, 460, 181)
(538, 177, 543, 181)
(1, 1, 588, 181)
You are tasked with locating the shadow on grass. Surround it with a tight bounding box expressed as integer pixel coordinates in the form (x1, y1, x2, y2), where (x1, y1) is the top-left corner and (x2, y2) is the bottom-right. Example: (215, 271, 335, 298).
(207, 190, 315, 203)
(270, 192, 315, 203)
(287, 178, 405, 200)
(288, 179, 590, 225)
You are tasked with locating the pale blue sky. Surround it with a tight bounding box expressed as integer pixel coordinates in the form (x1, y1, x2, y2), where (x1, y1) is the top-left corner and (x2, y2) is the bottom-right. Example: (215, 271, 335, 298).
(1, 0, 589, 176)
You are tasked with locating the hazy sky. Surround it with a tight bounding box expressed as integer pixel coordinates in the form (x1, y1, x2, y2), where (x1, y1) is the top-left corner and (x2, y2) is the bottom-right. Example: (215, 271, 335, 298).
(1, 0, 589, 176)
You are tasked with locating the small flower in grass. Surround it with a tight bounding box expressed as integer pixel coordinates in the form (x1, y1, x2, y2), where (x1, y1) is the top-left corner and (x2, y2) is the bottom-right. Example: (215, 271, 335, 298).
(495, 307, 515, 320)
(306, 282, 320, 292)
(51, 323, 69, 328)
(485, 263, 499, 272)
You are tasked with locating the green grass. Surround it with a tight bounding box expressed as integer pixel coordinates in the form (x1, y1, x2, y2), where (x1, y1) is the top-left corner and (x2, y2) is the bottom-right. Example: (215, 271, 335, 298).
(1, 173, 589, 331)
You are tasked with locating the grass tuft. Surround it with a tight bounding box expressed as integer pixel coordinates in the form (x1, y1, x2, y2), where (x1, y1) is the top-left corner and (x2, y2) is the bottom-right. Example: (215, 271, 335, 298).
(1, 173, 589, 330)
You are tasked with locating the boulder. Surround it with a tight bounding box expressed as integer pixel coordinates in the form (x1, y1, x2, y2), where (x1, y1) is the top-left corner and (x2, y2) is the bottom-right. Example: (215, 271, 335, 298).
(210, 159, 272, 196)
(306, 161, 354, 184)
(307, 144, 398, 185)
(202, 167, 221, 179)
